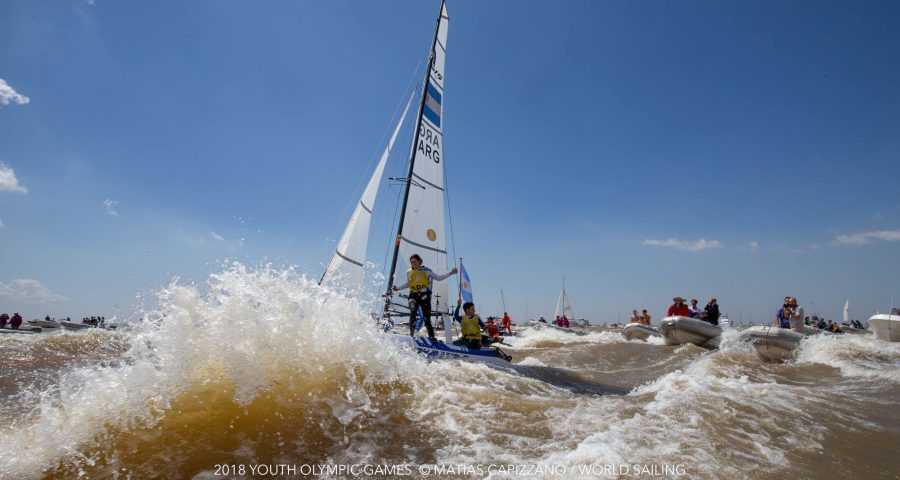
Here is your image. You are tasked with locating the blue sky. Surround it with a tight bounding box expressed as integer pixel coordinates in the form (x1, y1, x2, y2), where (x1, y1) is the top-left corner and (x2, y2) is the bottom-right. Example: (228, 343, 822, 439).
(1, 0, 898, 324)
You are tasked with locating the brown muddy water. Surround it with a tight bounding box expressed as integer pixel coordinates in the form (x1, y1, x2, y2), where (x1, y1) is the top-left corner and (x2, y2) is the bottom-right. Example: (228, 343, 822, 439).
(1, 267, 897, 479)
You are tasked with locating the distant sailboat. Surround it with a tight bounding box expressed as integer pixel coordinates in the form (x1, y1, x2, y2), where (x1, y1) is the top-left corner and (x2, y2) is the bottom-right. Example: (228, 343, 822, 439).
(524, 278, 585, 335)
(842, 298, 867, 334)
(555, 279, 574, 324)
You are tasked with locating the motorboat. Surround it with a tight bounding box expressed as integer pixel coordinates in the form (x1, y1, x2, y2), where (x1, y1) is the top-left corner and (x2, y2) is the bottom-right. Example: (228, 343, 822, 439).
(658, 316, 722, 349)
(621, 323, 661, 341)
(868, 314, 900, 342)
(1, 326, 41, 334)
(739, 325, 810, 362)
(840, 324, 868, 335)
(524, 319, 587, 336)
(28, 318, 61, 329)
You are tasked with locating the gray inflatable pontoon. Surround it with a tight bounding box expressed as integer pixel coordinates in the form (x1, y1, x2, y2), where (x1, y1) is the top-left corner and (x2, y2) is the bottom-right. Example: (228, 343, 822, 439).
(621, 323, 661, 341)
(739, 325, 810, 362)
(658, 316, 722, 349)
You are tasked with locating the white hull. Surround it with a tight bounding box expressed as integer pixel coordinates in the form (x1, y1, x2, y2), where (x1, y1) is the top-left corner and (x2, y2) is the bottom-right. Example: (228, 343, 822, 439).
(841, 325, 868, 335)
(389, 334, 512, 366)
(739, 325, 809, 362)
(621, 323, 661, 341)
(658, 316, 722, 349)
(868, 315, 900, 342)
(1, 326, 41, 334)
(28, 319, 61, 329)
(524, 320, 586, 336)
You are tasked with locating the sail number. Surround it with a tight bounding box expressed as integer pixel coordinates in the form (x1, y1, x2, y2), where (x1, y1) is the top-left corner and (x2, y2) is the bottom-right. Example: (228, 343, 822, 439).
(417, 123, 442, 163)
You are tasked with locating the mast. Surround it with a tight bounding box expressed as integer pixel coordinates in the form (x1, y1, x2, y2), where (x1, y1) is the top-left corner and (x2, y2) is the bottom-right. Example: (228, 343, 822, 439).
(384, 0, 447, 316)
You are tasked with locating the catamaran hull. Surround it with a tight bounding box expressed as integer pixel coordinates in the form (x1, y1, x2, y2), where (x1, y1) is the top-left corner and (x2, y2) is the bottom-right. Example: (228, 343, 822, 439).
(621, 323, 660, 341)
(389, 334, 512, 366)
(868, 315, 900, 342)
(739, 325, 808, 362)
(658, 316, 722, 349)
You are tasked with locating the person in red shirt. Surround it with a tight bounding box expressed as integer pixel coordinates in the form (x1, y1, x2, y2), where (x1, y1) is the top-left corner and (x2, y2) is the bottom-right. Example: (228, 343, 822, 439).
(10, 312, 23, 329)
(667, 297, 691, 317)
(485, 317, 501, 342)
(500, 312, 512, 334)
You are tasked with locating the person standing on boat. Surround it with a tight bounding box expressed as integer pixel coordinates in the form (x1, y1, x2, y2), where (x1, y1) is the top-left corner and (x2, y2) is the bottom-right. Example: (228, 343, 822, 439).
(689, 299, 701, 318)
(10, 312, 23, 329)
(392, 253, 457, 339)
(501, 312, 513, 334)
(667, 297, 691, 317)
(703, 298, 721, 325)
(0, 313, 8, 328)
(641, 309, 651, 325)
(787, 297, 805, 332)
(453, 299, 484, 349)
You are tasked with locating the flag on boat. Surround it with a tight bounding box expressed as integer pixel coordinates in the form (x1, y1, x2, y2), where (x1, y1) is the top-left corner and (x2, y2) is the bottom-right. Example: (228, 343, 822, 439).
(460, 263, 473, 303)
(423, 83, 442, 127)
(414, 306, 425, 333)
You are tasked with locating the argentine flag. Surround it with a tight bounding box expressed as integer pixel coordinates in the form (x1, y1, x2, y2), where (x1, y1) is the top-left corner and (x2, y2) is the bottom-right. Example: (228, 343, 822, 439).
(460, 263, 474, 303)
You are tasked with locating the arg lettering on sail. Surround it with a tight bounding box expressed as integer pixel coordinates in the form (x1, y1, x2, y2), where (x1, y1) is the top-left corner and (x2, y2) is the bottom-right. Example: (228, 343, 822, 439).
(417, 122, 442, 164)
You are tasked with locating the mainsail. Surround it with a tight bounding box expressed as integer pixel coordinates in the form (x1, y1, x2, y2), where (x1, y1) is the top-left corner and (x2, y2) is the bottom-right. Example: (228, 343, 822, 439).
(555, 287, 574, 320)
(320, 95, 414, 286)
(386, 2, 451, 316)
(843, 298, 850, 324)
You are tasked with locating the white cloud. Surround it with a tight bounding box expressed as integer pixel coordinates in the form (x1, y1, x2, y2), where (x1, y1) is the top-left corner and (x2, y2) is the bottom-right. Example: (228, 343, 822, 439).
(772, 243, 824, 253)
(103, 198, 120, 217)
(0, 279, 68, 304)
(738, 241, 759, 252)
(642, 238, 723, 252)
(835, 229, 900, 246)
(210, 232, 225, 242)
(0, 162, 27, 193)
(0, 79, 30, 106)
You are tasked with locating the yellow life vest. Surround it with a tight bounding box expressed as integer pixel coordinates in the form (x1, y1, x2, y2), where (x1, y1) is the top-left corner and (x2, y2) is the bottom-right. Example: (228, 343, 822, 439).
(461, 314, 482, 341)
(407, 268, 430, 292)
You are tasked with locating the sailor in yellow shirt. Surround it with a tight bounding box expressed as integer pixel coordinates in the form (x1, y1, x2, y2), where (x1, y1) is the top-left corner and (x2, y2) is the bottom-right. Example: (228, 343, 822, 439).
(392, 253, 458, 339)
(452, 299, 485, 349)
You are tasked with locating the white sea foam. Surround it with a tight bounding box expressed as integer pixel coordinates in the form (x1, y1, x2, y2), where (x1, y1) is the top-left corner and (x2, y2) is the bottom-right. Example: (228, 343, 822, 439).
(0, 263, 427, 478)
(502, 326, 622, 349)
(795, 333, 900, 382)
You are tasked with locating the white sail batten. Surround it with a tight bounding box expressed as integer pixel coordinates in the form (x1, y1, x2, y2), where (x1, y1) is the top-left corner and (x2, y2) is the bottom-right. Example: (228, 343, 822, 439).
(322, 95, 414, 285)
(391, 3, 451, 314)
